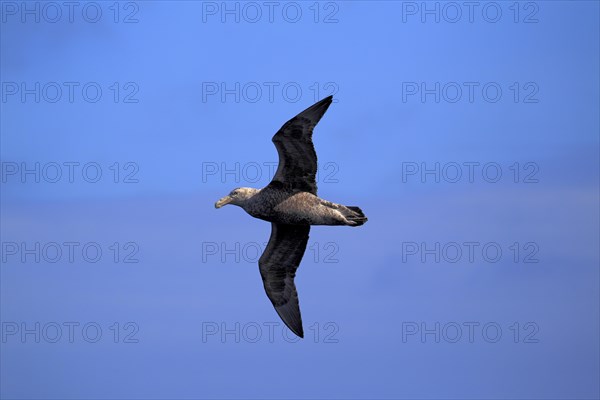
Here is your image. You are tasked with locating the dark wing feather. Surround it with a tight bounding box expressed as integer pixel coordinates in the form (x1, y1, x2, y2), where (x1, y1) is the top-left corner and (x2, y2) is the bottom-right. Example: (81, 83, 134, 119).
(259, 223, 310, 338)
(270, 96, 333, 195)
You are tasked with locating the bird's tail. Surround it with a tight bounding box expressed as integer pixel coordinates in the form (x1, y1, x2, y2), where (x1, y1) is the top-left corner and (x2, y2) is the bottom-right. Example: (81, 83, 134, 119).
(343, 206, 368, 226)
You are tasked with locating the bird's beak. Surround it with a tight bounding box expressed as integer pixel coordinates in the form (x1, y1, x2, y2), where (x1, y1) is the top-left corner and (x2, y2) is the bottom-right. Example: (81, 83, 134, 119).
(215, 195, 232, 209)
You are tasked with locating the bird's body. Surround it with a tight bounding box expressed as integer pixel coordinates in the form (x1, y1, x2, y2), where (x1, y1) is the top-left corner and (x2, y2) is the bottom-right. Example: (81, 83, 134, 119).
(241, 186, 366, 226)
(214, 95, 367, 338)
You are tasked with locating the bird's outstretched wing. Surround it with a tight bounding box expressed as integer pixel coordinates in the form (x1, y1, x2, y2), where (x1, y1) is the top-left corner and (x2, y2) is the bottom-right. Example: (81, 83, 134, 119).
(270, 96, 333, 195)
(259, 223, 310, 338)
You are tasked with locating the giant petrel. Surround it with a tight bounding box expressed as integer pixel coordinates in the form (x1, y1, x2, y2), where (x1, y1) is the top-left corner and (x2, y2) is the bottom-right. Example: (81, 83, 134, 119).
(214, 96, 367, 338)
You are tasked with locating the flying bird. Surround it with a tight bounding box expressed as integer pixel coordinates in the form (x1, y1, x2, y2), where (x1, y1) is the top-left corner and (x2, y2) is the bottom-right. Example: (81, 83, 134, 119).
(214, 96, 367, 338)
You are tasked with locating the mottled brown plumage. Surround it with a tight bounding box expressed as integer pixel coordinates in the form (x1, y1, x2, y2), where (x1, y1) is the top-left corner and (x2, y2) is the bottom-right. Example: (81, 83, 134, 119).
(215, 96, 367, 338)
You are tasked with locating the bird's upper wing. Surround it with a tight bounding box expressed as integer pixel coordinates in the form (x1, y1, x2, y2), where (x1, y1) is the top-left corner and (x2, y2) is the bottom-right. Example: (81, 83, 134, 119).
(259, 223, 310, 338)
(270, 96, 333, 195)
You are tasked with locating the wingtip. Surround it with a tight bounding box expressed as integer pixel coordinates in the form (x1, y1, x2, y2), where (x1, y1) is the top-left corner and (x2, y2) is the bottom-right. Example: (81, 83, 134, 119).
(298, 95, 333, 121)
(274, 303, 305, 339)
(319, 95, 333, 106)
(289, 324, 304, 339)
(308, 95, 333, 110)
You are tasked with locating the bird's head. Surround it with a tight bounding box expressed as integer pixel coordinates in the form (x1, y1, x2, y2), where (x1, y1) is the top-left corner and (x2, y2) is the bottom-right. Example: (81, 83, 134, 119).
(215, 187, 258, 209)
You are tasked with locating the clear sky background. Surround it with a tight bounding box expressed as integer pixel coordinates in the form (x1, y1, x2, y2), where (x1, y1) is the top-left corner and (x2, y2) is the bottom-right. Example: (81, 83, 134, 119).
(1, 1, 599, 399)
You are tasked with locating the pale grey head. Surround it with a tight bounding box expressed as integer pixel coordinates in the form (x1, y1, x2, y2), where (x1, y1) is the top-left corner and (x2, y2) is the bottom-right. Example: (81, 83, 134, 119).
(214, 187, 259, 209)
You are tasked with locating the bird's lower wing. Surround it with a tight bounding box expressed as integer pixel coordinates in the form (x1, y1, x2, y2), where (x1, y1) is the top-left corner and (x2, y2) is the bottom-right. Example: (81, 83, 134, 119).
(259, 223, 310, 338)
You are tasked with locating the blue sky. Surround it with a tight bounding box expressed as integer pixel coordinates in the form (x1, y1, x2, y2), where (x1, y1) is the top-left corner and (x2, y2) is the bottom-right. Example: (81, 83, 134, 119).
(1, 1, 599, 399)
